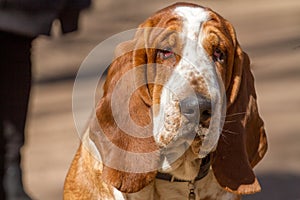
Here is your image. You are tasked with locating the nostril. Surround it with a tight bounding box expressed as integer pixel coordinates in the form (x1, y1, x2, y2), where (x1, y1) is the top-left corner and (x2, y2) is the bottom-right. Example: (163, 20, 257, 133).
(201, 109, 211, 120)
(200, 109, 211, 127)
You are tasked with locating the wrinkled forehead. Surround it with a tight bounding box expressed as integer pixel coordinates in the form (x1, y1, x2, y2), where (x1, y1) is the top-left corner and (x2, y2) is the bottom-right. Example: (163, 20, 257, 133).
(147, 4, 233, 47)
(145, 5, 214, 51)
(140, 4, 211, 48)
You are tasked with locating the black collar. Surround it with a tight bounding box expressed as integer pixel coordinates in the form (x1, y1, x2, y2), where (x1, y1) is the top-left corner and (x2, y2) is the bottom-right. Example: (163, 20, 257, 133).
(156, 154, 211, 182)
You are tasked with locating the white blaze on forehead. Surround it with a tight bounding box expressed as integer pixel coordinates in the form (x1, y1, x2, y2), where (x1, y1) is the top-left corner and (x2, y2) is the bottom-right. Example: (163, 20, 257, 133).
(174, 6, 211, 76)
(174, 6, 209, 43)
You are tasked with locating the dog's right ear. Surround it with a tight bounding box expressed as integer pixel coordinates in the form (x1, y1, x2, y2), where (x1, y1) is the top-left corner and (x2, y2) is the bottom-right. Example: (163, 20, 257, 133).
(89, 98, 158, 193)
(89, 29, 160, 193)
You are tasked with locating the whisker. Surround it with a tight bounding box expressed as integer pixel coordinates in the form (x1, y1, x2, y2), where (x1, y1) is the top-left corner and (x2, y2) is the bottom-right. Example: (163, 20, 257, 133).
(222, 129, 240, 135)
(220, 133, 230, 145)
(225, 112, 247, 117)
(220, 112, 247, 118)
(223, 120, 236, 124)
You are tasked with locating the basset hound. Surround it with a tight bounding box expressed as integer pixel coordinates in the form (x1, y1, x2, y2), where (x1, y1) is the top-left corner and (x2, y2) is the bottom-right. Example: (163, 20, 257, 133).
(64, 3, 267, 200)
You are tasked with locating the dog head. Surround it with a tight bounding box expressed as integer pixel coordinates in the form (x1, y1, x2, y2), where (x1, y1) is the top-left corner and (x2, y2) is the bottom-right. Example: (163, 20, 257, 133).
(89, 2, 267, 195)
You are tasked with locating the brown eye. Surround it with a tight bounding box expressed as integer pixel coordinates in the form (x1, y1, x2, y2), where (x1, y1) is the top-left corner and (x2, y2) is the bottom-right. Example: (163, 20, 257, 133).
(213, 48, 225, 64)
(158, 48, 175, 60)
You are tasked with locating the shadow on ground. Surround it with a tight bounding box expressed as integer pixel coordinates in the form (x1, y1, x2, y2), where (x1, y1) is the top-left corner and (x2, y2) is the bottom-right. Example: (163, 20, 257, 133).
(243, 173, 300, 200)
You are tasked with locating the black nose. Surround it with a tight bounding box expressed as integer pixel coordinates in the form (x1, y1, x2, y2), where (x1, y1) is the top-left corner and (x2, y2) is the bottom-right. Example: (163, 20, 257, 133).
(180, 94, 212, 127)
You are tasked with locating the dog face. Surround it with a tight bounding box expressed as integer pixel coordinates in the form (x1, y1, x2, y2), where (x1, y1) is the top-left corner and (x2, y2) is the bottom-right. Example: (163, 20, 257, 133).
(130, 5, 237, 175)
(151, 5, 229, 158)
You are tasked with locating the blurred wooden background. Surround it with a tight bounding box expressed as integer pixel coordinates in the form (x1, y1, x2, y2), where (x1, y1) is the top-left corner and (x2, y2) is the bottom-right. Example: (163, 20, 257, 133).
(23, 0, 300, 199)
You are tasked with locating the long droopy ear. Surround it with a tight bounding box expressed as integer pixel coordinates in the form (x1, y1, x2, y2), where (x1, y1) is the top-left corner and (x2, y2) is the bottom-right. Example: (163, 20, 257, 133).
(212, 43, 268, 194)
(89, 24, 160, 193)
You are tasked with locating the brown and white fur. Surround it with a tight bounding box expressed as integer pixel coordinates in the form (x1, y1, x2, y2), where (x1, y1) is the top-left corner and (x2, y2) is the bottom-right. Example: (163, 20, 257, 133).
(64, 3, 267, 200)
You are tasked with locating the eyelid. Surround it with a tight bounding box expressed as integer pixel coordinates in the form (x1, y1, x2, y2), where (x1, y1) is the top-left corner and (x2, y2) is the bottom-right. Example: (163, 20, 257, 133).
(162, 47, 172, 52)
(157, 47, 175, 59)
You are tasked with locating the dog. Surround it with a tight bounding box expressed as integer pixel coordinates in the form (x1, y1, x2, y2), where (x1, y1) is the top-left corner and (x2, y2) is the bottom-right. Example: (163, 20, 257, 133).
(64, 3, 267, 200)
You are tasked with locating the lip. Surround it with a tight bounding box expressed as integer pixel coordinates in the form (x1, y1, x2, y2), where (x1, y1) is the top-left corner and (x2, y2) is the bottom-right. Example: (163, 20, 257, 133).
(191, 137, 202, 155)
(161, 133, 203, 156)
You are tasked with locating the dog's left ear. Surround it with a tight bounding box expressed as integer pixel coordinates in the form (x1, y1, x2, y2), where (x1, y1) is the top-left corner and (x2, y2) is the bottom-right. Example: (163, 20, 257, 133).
(212, 38, 268, 194)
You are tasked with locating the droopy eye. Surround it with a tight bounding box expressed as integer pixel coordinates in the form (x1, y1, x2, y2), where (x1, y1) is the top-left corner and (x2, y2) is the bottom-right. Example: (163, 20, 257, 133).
(157, 48, 175, 60)
(213, 48, 225, 64)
